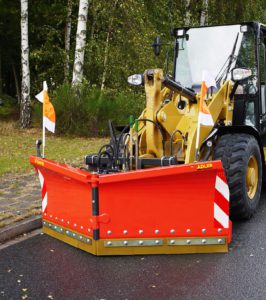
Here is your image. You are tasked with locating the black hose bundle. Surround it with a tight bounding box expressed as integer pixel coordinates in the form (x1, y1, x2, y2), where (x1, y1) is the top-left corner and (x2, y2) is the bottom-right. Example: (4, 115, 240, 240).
(97, 119, 166, 173)
(97, 144, 115, 173)
(115, 118, 166, 163)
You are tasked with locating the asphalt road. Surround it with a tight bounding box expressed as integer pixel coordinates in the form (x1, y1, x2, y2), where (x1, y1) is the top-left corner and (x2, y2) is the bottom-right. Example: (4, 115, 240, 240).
(1, 190, 266, 300)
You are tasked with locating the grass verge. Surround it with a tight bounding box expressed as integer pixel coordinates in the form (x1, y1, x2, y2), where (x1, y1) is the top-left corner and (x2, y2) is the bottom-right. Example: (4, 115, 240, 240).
(0, 121, 108, 176)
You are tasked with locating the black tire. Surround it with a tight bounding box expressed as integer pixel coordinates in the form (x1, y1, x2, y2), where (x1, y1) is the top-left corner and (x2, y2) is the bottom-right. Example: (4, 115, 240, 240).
(214, 133, 262, 220)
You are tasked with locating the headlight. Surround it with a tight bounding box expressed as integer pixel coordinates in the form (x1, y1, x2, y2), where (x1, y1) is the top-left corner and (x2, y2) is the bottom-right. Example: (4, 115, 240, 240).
(127, 74, 143, 86)
(231, 68, 252, 82)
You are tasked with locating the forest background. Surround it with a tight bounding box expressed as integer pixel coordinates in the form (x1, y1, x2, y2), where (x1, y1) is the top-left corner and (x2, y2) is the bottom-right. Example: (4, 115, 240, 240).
(1, 0, 266, 136)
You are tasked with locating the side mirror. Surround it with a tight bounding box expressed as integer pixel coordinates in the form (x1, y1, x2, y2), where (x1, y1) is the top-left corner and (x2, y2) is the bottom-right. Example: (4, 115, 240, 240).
(231, 68, 252, 82)
(152, 36, 161, 56)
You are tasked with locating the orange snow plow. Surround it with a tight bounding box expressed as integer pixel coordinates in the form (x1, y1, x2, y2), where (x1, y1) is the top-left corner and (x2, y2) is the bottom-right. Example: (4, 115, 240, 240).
(30, 156, 231, 255)
(30, 22, 266, 255)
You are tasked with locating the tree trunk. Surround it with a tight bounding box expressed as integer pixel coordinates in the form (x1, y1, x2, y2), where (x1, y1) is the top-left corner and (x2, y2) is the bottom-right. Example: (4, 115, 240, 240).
(72, 0, 89, 86)
(20, 0, 31, 128)
(200, 0, 208, 26)
(12, 62, 21, 103)
(184, 0, 191, 26)
(0, 52, 2, 95)
(100, 29, 111, 91)
(89, 0, 98, 40)
(64, 0, 72, 82)
(100, 0, 118, 92)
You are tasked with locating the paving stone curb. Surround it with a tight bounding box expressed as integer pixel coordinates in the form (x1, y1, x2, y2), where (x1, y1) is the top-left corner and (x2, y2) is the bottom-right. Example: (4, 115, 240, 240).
(0, 215, 42, 243)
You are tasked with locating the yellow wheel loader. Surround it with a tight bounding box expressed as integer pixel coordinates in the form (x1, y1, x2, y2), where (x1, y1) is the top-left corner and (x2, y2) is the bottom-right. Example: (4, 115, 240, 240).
(31, 22, 266, 255)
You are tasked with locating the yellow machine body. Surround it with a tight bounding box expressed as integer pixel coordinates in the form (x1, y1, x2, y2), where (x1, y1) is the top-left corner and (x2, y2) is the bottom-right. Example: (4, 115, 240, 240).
(136, 69, 234, 164)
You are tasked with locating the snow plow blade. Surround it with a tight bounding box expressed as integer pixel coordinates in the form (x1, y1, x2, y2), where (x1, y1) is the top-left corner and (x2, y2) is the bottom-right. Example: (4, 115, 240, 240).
(30, 156, 232, 255)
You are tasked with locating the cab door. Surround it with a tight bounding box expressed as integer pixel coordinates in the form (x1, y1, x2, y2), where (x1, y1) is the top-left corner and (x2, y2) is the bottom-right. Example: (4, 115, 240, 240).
(259, 29, 266, 140)
(234, 26, 259, 129)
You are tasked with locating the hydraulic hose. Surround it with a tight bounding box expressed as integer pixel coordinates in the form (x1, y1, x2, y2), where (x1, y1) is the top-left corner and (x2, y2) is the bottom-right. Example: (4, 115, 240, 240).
(115, 125, 131, 164)
(170, 129, 185, 156)
(137, 118, 166, 156)
(97, 144, 115, 172)
(115, 119, 166, 166)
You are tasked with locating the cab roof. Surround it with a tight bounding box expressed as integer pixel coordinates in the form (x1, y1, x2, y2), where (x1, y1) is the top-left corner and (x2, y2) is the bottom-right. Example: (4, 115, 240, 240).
(172, 21, 266, 35)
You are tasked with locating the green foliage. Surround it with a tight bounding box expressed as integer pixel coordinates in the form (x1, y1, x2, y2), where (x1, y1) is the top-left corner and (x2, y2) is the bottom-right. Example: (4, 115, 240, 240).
(32, 83, 145, 136)
(0, 94, 18, 119)
(28, 0, 74, 94)
(1, 0, 266, 130)
(0, 0, 20, 98)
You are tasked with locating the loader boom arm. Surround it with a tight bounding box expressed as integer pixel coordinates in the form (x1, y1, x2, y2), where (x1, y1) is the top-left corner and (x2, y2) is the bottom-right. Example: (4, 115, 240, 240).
(138, 69, 233, 163)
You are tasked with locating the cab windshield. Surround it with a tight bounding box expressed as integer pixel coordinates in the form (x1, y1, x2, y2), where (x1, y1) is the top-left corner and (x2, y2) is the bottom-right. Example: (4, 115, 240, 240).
(175, 25, 243, 89)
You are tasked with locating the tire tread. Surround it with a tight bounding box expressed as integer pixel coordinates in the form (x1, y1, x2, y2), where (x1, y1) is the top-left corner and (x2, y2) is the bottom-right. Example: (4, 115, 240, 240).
(214, 133, 262, 220)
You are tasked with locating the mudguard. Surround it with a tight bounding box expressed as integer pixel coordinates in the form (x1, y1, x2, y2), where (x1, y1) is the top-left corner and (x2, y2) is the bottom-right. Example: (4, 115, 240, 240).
(30, 155, 232, 255)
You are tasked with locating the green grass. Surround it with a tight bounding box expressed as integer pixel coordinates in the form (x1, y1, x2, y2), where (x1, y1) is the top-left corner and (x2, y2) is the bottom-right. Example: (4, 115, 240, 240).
(0, 121, 108, 176)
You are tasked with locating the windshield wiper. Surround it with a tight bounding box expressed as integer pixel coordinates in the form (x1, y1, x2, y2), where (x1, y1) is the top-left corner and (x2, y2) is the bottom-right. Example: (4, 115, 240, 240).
(216, 33, 239, 86)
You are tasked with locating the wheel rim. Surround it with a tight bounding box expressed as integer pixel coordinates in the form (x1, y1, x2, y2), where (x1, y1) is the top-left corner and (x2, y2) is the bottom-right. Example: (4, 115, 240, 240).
(246, 155, 259, 200)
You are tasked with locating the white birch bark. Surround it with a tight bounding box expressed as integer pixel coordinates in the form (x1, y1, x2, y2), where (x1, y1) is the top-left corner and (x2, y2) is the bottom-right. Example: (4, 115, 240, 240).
(100, 0, 118, 92)
(200, 0, 208, 26)
(20, 0, 31, 128)
(64, 0, 72, 82)
(72, 0, 89, 86)
(184, 0, 191, 26)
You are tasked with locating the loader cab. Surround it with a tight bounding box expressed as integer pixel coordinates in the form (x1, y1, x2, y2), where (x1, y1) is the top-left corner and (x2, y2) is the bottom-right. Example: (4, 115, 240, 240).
(172, 22, 266, 142)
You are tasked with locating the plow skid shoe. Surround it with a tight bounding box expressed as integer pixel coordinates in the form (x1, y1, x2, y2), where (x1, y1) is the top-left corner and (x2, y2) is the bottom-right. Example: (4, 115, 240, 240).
(30, 156, 232, 256)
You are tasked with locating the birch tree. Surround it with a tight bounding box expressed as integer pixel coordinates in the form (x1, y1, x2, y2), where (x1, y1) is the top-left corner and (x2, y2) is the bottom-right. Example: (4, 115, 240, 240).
(64, 0, 72, 82)
(184, 0, 191, 26)
(72, 0, 89, 86)
(20, 0, 31, 128)
(100, 0, 119, 92)
(200, 0, 208, 26)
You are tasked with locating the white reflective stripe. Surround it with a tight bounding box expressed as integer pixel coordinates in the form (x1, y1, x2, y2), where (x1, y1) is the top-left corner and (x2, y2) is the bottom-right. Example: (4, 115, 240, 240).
(215, 176, 229, 202)
(42, 192, 48, 212)
(38, 170, 44, 188)
(44, 116, 55, 133)
(43, 81, 48, 91)
(199, 111, 214, 126)
(214, 203, 229, 228)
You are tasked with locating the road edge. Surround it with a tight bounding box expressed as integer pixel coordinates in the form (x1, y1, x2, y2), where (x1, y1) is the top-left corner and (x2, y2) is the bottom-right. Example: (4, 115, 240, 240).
(0, 215, 42, 244)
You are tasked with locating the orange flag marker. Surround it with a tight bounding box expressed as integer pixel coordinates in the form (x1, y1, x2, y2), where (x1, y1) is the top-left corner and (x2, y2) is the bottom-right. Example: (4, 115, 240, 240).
(35, 81, 56, 156)
(195, 70, 216, 160)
